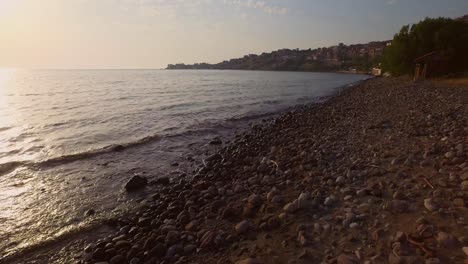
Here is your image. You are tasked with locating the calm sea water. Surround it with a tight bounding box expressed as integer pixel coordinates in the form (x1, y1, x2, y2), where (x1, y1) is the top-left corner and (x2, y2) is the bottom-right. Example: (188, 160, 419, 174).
(0, 69, 368, 258)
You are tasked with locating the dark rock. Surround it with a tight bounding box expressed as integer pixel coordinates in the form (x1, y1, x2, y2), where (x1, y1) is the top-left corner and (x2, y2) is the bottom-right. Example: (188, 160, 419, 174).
(109, 254, 125, 264)
(185, 220, 199, 231)
(115, 240, 131, 249)
(183, 244, 196, 255)
(236, 258, 260, 264)
(235, 220, 252, 234)
(112, 145, 125, 151)
(124, 175, 148, 192)
(337, 254, 359, 264)
(84, 209, 95, 217)
(155, 177, 170, 185)
(148, 243, 166, 258)
(129, 258, 141, 264)
(166, 244, 183, 259)
(436, 232, 459, 248)
(209, 138, 223, 145)
(92, 248, 106, 261)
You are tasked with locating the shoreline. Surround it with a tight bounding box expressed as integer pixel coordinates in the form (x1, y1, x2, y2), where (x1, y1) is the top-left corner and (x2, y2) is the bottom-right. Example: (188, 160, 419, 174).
(6, 77, 468, 263)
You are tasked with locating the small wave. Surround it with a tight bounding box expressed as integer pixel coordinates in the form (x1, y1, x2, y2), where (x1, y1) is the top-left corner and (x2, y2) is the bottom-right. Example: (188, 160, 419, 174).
(158, 102, 198, 111)
(0, 134, 163, 173)
(36, 135, 161, 168)
(226, 112, 277, 122)
(0, 161, 27, 176)
(0, 126, 13, 132)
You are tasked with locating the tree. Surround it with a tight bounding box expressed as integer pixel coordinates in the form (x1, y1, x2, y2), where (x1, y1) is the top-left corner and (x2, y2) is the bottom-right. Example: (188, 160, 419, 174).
(382, 17, 468, 76)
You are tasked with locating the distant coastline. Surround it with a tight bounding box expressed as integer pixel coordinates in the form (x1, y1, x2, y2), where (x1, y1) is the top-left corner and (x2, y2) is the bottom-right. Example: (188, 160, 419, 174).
(167, 40, 390, 74)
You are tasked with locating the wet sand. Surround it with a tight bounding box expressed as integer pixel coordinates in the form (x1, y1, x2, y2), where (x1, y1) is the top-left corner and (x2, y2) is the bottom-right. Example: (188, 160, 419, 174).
(6, 77, 468, 263)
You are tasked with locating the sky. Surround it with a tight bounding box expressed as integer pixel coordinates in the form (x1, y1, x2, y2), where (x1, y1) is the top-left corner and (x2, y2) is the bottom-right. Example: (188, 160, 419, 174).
(0, 0, 467, 69)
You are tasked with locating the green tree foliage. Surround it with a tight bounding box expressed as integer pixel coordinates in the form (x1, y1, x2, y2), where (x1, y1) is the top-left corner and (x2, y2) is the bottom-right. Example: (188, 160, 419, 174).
(382, 17, 468, 76)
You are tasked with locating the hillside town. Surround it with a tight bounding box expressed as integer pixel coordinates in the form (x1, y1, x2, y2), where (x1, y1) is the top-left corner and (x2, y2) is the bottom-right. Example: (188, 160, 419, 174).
(167, 41, 391, 73)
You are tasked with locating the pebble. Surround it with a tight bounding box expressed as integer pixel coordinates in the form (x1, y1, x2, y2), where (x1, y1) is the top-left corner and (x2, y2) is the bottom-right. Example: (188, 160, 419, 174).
(185, 220, 200, 231)
(236, 258, 260, 264)
(461, 181, 468, 191)
(423, 198, 438, 212)
(109, 255, 125, 264)
(235, 220, 252, 234)
(453, 198, 465, 207)
(324, 196, 335, 206)
(248, 194, 263, 207)
(84, 209, 95, 217)
(436, 232, 459, 249)
(463, 246, 468, 256)
(283, 201, 299, 213)
(337, 253, 359, 264)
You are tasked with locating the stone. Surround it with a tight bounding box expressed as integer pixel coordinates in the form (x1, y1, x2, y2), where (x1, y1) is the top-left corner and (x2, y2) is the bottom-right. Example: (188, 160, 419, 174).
(349, 222, 359, 229)
(155, 177, 170, 185)
(297, 231, 308, 246)
(388, 200, 409, 213)
(124, 175, 148, 191)
(337, 253, 359, 264)
(185, 220, 200, 231)
(266, 190, 278, 201)
(92, 248, 106, 261)
(129, 258, 140, 264)
(234, 184, 244, 193)
(235, 220, 251, 234)
(109, 255, 125, 264)
(148, 243, 166, 258)
(463, 246, 468, 256)
(336, 176, 346, 184)
(462, 181, 468, 191)
(453, 198, 465, 207)
(115, 240, 131, 249)
(271, 195, 282, 203)
(283, 201, 299, 213)
(267, 216, 281, 229)
(248, 194, 263, 207)
(236, 258, 260, 264)
(297, 193, 310, 208)
(165, 230, 180, 245)
(436, 232, 459, 248)
(85, 209, 95, 217)
(461, 172, 468, 181)
(444, 151, 455, 159)
(425, 258, 440, 264)
(324, 196, 335, 206)
(393, 191, 405, 200)
(424, 198, 438, 212)
(166, 244, 183, 258)
(356, 189, 367, 197)
(183, 244, 197, 255)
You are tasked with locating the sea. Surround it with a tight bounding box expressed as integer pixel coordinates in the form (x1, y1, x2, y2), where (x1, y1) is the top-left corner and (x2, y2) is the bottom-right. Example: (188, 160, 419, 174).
(0, 69, 368, 258)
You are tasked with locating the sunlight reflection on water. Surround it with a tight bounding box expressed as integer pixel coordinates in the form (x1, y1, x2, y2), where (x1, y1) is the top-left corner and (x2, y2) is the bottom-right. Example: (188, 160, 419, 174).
(0, 70, 369, 258)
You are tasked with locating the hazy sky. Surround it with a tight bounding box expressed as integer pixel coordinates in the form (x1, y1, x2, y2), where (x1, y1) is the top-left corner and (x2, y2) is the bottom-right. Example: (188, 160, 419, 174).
(0, 0, 467, 69)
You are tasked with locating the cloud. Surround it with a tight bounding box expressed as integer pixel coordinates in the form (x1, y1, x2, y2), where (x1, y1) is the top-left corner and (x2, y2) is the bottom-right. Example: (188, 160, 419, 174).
(115, 0, 288, 18)
(223, 0, 288, 15)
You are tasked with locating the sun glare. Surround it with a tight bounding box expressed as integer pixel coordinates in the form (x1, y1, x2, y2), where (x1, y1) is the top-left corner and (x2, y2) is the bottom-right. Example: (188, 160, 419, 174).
(0, 68, 15, 89)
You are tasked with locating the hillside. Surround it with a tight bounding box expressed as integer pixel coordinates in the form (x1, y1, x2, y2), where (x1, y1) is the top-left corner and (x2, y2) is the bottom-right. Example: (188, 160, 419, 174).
(167, 41, 390, 73)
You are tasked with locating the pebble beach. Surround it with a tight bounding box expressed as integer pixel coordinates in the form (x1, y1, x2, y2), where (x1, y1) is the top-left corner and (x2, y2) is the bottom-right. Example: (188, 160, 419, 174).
(8, 77, 468, 264)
